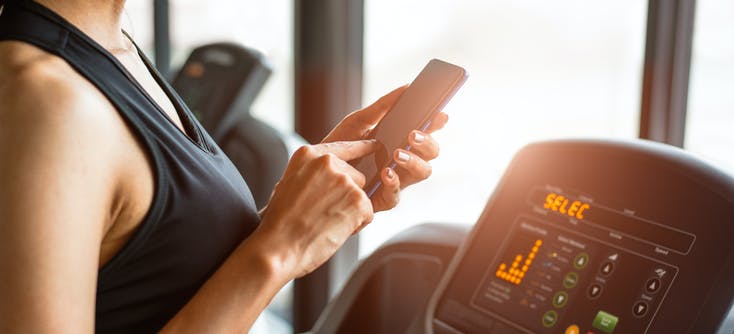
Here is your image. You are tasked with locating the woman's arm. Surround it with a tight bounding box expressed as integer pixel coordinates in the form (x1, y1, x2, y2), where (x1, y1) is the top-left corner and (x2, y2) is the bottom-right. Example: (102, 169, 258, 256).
(0, 56, 124, 333)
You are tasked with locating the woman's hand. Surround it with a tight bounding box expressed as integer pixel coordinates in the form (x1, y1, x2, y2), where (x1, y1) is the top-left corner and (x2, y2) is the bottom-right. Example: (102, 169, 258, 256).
(322, 86, 449, 212)
(250, 86, 448, 280)
(252, 140, 378, 279)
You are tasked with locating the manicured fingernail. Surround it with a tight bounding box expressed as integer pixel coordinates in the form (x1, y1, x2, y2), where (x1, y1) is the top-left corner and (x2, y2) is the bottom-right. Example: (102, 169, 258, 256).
(386, 168, 394, 179)
(397, 151, 410, 162)
(413, 132, 425, 143)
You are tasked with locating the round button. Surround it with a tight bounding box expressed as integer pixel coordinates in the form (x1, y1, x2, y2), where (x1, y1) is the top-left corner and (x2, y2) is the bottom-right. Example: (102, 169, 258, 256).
(588, 283, 603, 299)
(600, 261, 614, 276)
(565, 324, 580, 334)
(542, 310, 558, 328)
(553, 291, 569, 308)
(563, 272, 579, 289)
(574, 252, 590, 269)
(645, 278, 661, 294)
(633, 301, 649, 317)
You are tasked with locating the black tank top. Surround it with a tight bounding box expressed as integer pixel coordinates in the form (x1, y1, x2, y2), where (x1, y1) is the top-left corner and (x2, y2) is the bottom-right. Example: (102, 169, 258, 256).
(0, 1, 261, 332)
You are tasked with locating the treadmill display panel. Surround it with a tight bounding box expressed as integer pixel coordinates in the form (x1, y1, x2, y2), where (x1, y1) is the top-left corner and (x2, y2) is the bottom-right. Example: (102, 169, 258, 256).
(471, 210, 677, 334)
(431, 141, 734, 334)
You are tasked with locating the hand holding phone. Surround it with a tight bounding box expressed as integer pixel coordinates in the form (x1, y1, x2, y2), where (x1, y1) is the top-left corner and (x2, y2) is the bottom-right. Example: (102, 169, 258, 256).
(351, 59, 468, 197)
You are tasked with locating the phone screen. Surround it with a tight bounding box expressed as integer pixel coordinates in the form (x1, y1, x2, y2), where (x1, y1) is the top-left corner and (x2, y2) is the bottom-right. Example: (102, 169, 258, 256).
(352, 59, 467, 197)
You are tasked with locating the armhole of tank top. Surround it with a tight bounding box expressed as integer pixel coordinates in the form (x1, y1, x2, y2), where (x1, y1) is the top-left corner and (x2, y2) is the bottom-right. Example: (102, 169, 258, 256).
(96, 108, 169, 279)
(50, 50, 171, 279)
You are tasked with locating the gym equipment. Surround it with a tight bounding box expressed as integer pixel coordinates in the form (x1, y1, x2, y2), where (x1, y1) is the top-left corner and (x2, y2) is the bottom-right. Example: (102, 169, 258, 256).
(311, 223, 470, 334)
(172, 43, 292, 208)
(313, 139, 734, 334)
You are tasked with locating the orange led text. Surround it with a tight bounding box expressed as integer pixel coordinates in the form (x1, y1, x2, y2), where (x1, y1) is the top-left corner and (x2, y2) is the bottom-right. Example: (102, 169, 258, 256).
(543, 192, 590, 220)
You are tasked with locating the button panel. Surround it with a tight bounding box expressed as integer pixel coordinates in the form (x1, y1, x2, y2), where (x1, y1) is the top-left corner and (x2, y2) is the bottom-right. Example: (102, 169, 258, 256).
(472, 217, 678, 334)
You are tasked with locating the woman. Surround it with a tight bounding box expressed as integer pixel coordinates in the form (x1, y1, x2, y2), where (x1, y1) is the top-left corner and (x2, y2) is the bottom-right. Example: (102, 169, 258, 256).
(0, 0, 447, 332)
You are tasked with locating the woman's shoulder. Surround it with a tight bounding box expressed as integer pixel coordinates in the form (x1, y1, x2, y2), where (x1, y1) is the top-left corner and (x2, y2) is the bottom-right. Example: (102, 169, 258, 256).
(0, 41, 114, 119)
(0, 40, 139, 216)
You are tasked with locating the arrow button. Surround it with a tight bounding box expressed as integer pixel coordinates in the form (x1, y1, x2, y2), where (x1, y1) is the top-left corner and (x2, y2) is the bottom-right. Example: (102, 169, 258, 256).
(588, 283, 603, 299)
(600, 261, 614, 276)
(574, 252, 590, 269)
(645, 278, 661, 294)
(553, 291, 569, 308)
(633, 301, 649, 317)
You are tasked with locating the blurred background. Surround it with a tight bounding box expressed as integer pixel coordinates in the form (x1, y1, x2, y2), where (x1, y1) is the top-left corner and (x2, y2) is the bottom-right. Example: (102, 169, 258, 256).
(121, 0, 734, 332)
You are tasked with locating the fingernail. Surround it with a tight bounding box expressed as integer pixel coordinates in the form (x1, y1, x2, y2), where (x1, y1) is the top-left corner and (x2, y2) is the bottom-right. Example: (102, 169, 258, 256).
(397, 151, 410, 162)
(386, 168, 394, 179)
(413, 132, 425, 143)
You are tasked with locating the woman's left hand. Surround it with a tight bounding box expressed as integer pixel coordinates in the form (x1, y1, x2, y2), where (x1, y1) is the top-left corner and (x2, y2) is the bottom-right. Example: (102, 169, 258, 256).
(322, 86, 450, 213)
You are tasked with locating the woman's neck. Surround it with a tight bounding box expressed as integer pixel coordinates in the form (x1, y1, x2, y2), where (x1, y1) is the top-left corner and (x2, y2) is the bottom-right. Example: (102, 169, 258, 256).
(35, 0, 130, 52)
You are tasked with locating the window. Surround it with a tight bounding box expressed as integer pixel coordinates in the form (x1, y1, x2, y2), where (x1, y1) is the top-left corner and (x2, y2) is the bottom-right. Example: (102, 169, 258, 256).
(124, 0, 293, 133)
(686, 0, 734, 173)
(361, 1, 648, 256)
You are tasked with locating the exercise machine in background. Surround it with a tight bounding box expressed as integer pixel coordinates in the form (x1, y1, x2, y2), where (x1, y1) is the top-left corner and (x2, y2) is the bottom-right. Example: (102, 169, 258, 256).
(172, 42, 296, 209)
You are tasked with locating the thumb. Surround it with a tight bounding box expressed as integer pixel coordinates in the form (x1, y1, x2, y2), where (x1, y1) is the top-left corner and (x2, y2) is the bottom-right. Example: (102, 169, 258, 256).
(349, 85, 408, 126)
(314, 140, 379, 162)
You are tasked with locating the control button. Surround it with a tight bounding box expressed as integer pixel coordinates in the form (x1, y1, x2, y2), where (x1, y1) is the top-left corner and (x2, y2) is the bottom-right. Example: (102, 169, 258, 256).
(645, 278, 661, 294)
(563, 272, 579, 289)
(588, 283, 603, 299)
(574, 252, 590, 269)
(592, 310, 619, 334)
(565, 324, 580, 334)
(600, 261, 614, 276)
(633, 301, 649, 317)
(553, 291, 569, 308)
(542, 310, 558, 328)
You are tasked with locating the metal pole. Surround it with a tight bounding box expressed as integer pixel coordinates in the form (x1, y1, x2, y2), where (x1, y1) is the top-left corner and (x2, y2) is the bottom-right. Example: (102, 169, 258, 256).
(153, 0, 171, 79)
(639, 0, 697, 147)
(293, 0, 364, 332)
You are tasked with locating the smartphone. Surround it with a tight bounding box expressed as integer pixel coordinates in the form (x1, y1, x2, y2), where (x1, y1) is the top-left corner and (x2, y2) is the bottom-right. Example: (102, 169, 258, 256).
(352, 58, 468, 197)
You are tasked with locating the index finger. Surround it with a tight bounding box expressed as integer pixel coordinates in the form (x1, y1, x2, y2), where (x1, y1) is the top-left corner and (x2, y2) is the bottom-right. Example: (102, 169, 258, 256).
(313, 139, 379, 162)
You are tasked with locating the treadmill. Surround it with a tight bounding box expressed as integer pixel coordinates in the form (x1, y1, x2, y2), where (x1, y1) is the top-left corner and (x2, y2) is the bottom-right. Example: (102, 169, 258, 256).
(312, 139, 734, 334)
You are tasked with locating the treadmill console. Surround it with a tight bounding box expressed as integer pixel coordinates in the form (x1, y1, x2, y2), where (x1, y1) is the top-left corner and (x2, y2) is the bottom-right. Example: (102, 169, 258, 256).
(427, 140, 734, 334)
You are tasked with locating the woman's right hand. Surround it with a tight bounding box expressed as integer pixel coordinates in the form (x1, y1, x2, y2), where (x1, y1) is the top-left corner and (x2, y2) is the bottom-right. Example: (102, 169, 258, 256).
(250, 140, 378, 280)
